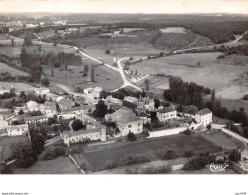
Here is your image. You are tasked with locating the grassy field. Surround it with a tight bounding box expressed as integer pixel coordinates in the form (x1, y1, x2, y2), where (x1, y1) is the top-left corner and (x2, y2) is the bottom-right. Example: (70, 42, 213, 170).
(43, 62, 123, 92)
(73, 134, 222, 172)
(12, 156, 81, 174)
(131, 52, 247, 91)
(0, 62, 29, 76)
(0, 82, 35, 92)
(0, 136, 29, 161)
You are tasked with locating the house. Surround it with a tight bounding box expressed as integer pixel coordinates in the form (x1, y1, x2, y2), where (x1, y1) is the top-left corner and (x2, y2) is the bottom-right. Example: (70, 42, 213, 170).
(0, 86, 10, 95)
(26, 101, 39, 112)
(24, 115, 49, 124)
(0, 119, 8, 129)
(57, 99, 75, 110)
(106, 108, 143, 136)
(39, 102, 57, 117)
(61, 106, 83, 116)
(123, 100, 137, 110)
(45, 93, 60, 102)
(157, 106, 177, 123)
(139, 111, 151, 124)
(137, 95, 155, 111)
(195, 108, 212, 127)
(34, 87, 50, 96)
(61, 125, 106, 146)
(84, 87, 102, 100)
(76, 113, 96, 124)
(13, 106, 29, 114)
(74, 96, 87, 105)
(105, 96, 123, 111)
(124, 96, 138, 104)
(6, 124, 28, 136)
(0, 129, 7, 137)
(57, 113, 76, 120)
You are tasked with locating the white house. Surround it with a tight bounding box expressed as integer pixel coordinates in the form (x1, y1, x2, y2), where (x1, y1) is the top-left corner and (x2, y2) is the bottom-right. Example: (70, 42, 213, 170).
(106, 108, 143, 136)
(24, 116, 49, 124)
(34, 87, 50, 96)
(0, 119, 8, 129)
(61, 126, 106, 146)
(195, 108, 212, 127)
(26, 101, 39, 112)
(157, 106, 177, 123)
(0, 86, 10, 95)
(6, 124, 29, 136)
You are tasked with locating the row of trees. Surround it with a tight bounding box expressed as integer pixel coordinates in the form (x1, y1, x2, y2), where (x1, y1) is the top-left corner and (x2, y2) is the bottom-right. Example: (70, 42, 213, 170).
(14, 124, 47, 168)
(163, 77, 206, 109)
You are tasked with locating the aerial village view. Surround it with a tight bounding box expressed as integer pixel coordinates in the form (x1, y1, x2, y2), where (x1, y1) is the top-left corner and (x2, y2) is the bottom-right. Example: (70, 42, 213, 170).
(0, 5, 248, 176)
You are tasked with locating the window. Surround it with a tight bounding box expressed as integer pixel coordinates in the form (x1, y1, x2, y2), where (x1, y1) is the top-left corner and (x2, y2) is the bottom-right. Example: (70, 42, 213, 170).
(128, 124, 132, 128)
(138, 123, 140, 126)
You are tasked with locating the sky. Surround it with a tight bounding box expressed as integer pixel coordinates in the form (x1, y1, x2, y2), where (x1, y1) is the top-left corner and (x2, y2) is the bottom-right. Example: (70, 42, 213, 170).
(0, 0, 248, 14)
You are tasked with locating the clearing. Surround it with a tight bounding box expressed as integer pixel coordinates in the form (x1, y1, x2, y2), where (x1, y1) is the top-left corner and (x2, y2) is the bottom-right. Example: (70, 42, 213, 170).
(72, 134, 222, 172)
(0, 62, 29, 76)
(132, 52, 247, 92)
(12, 156, 81, 174)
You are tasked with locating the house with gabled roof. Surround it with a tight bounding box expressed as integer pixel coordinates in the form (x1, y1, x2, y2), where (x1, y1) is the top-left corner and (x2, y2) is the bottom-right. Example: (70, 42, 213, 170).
(156, 106, 177, 123)
(195, 108, 212, 127)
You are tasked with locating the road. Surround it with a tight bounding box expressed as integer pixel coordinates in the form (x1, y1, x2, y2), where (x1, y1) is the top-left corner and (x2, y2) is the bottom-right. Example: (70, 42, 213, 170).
(8, 29, 248, 93)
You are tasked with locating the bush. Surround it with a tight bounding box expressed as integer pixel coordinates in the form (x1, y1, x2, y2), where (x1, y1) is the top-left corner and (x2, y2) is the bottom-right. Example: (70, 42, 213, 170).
(161, 150, 178, 160)
(228, 149, 241, 163)
(182, 129, 192, 136)
(184, 150, 194, 157)
(183, 156, 208, 170)
(119, 154, 151, 166)
(243, 95, 248, 101)
(40, 146, 65, 160)
(104, 160, 118, 170)
(105, 49, 110, 54)
(127, 132, 137, 142)
(142, 165, 172, 174)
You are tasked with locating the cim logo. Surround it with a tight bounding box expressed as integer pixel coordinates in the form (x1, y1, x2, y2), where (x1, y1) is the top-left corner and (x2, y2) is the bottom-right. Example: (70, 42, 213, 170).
(206, 163, 229, 172)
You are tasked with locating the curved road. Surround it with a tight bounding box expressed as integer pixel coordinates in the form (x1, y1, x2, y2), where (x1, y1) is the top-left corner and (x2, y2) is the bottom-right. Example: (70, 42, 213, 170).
(8, 29, 248, 93)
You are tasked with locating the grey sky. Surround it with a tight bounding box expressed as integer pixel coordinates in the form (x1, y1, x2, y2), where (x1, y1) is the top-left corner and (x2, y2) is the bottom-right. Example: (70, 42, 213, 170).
(0, 0, 247, 14)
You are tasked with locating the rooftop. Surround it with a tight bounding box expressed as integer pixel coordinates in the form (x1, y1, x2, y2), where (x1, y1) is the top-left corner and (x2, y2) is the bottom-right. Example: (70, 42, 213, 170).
(197, 108, 212, 116)
(112, 108, 141, 124)
(123, 100, 137, 110)
(64, 128, 102, 137)
(159, 106, 176, 113)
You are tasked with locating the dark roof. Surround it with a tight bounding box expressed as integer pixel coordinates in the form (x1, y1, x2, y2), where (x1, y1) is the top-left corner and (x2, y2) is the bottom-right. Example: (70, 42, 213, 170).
(123, 100, 137, 110)
(140, 112, 147, 117)
(198, 108, 212, 116)
(159, 106, 176, 113)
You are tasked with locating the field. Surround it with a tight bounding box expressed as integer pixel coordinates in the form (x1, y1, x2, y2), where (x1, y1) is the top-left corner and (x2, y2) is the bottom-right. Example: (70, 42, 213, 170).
(0, 136, 29, 161)
(43, 62, 123, 92)
(131, 52, 247, 91)
(0, 62, 29, 76)
(12, 156, 81, 174)
(215, 85, 248, 99)
(0, 82, 35, 92)
(72, 134, 222, 172)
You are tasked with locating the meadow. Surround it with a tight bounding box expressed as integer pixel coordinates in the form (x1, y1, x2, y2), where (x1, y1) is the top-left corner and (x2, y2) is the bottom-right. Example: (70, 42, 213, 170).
(130, 52, 247, 91)
(72, 134, 222, 172)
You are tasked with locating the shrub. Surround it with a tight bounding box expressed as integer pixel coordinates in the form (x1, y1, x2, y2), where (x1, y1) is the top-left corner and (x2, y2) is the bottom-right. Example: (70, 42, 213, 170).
(182, 129, 192, 136)
(105, 49, 110, 54)
(40, 146, 65, 160)
(183, 156, 208, 170)
(243, 95, 248, 101)
(119, 154, 151, 166)
(184, 150, 194, 157)
(127, 132, 137, 142)
(142, 165, 172, 174)
(228, 149, 241, 163)
(104, 160, 118, 170)
(161, 150, 178, 160)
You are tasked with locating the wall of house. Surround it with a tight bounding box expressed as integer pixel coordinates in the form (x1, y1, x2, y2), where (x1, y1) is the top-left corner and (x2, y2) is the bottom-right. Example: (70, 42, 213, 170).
(118, 120, 143, 136)
(157, 111, 177, 122)
(149, 126, 187, 138)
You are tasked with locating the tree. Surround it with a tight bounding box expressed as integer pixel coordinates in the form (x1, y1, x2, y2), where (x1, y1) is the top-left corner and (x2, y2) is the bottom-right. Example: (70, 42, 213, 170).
(11, 38, 14, 47)
(94, 100, 108, 117)
(41, 78, 50, 86)
(207, 123, 211, 130)
(29, 124, 47, 155)
(105, 49, 110, 54)
(13, 143, 37, 168)
(154, 97, 160, 108)
(71, 119, 85, 131)
(24, 36, 33, 46)
(84, 64, 89, 73)
(162, 150, 177, 160)
(183, 156, 208, 170)
(91, 66, 95, 82)
(228, 149, 241, 163)
(127, 132, 137, 142)
(210, 89, 216, 110)
(213, 100, 221, 116)
(243, 127, 248, 138)
(144, 79, 150, 92)
(18, 109, 24, 115)
(184, 105, 198, 114)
